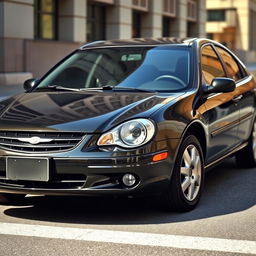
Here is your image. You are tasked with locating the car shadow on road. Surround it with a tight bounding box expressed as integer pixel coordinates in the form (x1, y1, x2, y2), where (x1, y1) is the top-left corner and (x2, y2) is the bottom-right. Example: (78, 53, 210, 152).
(3, 158, 256, 225)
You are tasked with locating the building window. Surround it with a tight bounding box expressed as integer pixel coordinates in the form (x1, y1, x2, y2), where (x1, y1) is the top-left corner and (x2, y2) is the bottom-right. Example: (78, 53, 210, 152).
(87, 3, 106, 42)
(207, 10, 226, 22)
(162, 17, 171, 37)
(132, 12, 141, 38)
(132, 0, 148, 12)
(187, 0, 197, 22)
(186, 0, 197, 37)
(162, 0, 176, 17)
(34, 0, 58, 40)
(207, 33, 213, 39)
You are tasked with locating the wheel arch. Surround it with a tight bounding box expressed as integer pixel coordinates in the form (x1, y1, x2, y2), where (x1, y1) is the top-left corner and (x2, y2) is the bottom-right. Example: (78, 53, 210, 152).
(181, 121, 207, 160)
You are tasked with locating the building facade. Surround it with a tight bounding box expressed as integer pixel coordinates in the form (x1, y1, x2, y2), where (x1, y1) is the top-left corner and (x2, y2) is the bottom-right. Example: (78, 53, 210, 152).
(0, 0, 206, 85)
(206, 0, 256, 64)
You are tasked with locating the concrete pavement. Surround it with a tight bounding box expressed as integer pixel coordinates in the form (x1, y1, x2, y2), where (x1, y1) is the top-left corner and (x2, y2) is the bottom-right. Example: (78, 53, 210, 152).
(0, 84, 24, 101)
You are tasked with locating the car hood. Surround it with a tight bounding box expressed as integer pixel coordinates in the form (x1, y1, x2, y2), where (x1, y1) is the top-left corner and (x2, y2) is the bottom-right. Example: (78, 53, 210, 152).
(0, 91, 183, 133)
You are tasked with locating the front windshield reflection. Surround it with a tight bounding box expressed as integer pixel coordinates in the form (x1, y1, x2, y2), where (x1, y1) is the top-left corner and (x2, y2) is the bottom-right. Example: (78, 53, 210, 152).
(36, 47, 191, 92)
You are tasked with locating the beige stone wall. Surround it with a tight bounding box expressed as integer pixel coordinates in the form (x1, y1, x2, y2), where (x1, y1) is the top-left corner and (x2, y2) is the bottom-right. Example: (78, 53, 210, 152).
(198, 0, 207, 37)
(2, 0, 34, 39)
(106, 0, 132, 39)
(206, 0, 256, 63)
(0, 0, 207, 84)
(25, 40, 80, 78)
(59, 0, 86, 43)
(141, 0, 162, 37)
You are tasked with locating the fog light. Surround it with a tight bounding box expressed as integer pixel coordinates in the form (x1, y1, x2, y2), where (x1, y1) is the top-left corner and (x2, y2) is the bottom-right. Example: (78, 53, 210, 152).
(122, 174, 136, 187)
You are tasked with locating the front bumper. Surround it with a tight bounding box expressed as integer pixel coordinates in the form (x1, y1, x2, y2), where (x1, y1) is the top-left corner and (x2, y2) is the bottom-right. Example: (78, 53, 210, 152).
(0, 151, 173, 197)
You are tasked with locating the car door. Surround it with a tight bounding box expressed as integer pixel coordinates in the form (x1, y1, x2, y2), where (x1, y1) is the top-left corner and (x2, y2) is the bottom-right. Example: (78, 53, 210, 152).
(214, 45, 256, 142)
(201, 44, 240, 165)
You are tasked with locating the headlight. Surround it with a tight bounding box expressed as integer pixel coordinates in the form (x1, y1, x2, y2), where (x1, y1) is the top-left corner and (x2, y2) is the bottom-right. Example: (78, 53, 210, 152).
(97, 118, 155, 148)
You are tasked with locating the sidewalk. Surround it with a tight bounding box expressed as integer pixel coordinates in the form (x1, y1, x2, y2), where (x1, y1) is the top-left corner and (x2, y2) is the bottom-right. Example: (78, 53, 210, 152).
(0, 84, 24, 100)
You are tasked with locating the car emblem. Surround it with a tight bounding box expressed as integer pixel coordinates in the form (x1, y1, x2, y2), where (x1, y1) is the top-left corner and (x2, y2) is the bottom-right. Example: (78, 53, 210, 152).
(17, 136, 53, 145)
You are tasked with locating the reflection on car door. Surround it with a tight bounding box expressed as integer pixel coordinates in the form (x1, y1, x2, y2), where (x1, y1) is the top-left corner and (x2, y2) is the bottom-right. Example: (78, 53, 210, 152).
(215, 46, 256, 143)
(201, 44, 240, 165)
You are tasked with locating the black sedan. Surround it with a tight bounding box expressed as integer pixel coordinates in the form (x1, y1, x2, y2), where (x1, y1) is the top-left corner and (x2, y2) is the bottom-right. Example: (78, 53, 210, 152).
(0, 38, 255, 212)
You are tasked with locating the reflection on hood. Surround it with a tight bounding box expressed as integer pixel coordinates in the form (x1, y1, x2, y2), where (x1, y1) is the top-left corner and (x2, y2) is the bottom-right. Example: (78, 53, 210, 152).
(0, 92, 181, 132)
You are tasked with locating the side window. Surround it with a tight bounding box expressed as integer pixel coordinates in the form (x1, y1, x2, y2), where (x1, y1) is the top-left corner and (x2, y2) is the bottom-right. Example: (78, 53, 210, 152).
(215, 46, 244, 81)
(201, 45, 226, 85)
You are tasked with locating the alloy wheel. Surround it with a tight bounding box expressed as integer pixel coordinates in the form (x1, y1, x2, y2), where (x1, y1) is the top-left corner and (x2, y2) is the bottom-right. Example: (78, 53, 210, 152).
(180, 145, 202, 201)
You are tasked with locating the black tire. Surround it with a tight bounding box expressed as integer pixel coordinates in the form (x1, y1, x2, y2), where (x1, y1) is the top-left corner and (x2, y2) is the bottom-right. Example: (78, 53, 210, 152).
(161, 135, 205, 212)
(235, 120, 256, 168)
(0, 193, 26, 205)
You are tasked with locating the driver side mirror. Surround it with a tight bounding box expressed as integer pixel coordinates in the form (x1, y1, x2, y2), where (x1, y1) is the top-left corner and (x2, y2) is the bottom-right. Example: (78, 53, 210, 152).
(23, 78, 38, 92)
(203, 77, 235, 95)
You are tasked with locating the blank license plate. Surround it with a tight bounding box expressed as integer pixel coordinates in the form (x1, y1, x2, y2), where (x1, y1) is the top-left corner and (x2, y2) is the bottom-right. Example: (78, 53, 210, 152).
(6, 157, 49, 182)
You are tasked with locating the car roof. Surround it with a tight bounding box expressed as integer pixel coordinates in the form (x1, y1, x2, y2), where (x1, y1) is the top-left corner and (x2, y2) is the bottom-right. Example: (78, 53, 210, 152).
(80, 37, 202, 50)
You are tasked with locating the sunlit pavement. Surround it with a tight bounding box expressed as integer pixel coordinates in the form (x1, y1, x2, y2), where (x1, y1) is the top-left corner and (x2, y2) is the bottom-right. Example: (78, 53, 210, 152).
(0, 84, 23, 101)
(0, 158, 256, 256)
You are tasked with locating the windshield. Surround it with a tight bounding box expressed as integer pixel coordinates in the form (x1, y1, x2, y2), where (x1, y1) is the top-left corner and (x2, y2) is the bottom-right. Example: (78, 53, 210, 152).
(36, 46, 192, 92)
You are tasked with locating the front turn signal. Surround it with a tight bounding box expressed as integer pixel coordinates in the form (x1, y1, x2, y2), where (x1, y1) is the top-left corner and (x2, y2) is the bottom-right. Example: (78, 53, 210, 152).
(152, 152, 168, 162)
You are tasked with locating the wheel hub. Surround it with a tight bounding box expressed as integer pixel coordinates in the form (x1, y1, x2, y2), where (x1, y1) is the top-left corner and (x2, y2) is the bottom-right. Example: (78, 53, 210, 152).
(180, 144, 202, 201)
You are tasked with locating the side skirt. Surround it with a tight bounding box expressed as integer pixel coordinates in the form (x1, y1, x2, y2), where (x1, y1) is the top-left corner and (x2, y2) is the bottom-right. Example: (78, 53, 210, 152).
(205, 142, 248, 171)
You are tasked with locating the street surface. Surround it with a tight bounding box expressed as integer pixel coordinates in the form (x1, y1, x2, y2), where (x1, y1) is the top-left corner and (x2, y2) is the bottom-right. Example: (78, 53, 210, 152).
(0, 158, 256, 256)
(0, 84, 24, 101)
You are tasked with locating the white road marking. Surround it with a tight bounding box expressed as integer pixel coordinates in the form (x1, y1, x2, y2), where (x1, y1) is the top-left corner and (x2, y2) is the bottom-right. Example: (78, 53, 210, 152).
(0, 222, 256, 254)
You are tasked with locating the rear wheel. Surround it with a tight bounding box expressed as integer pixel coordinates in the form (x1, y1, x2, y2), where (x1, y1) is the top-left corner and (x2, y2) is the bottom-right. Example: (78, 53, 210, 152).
(162, 135, 204, 212)
(235, 120, 256, 168)
(0, 193, 26, 205)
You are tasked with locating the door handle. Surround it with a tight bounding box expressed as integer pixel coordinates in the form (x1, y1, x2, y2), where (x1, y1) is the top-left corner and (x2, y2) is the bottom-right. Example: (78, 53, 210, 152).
(232, 95, 243, 102)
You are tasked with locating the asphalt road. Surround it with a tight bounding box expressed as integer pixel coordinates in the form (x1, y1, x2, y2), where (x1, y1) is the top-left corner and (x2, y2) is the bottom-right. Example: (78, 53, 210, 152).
(0, 158, 256, 256)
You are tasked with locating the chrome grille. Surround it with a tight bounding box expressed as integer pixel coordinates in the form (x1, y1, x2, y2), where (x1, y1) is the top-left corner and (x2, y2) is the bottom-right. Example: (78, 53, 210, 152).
(0, 131, 85, 152)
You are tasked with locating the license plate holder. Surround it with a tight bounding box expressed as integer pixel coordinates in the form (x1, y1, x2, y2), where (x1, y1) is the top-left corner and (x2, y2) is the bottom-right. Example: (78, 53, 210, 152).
(6, 157, 49, 182)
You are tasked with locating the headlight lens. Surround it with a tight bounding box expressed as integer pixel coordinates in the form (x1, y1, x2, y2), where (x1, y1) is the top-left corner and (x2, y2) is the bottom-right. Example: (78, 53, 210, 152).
(97, 119, 155, 148)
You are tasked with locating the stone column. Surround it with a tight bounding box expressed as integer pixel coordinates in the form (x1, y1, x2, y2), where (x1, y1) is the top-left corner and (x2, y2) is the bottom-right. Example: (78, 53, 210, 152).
(106, 0, 132, 39)
(141, 1, 162, 37)
(170, 0, 187, 37)
(59, 0, 86, 43)
(0, 0, 33, 85)
(198, 0, 206, 37)
(236, 0, 249, 51)
(1, 0, 34, 39)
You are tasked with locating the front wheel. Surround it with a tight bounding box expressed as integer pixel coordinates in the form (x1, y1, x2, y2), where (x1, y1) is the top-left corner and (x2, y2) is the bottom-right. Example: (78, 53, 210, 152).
(0, 193, 26, 205)
(162, 135, 205, 212)
(235, 120, 256, 168)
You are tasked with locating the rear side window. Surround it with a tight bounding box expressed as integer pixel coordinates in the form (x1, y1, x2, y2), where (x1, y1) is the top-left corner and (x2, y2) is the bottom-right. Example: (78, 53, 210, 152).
(215, 46, 244, 81)
(201, 45, 226, 84)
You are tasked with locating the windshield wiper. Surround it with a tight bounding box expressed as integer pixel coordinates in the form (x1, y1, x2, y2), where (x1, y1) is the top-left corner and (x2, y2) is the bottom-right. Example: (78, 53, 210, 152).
(39, 85, 81, 92)
(102, 85, 156, 93)
(39, 85, 156, 93)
